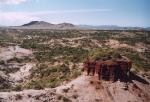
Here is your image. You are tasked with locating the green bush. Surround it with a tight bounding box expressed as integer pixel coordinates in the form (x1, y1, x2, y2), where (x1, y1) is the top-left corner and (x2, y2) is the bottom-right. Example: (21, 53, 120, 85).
(25, 63, 81, 89)
(13, 84, 23, 91)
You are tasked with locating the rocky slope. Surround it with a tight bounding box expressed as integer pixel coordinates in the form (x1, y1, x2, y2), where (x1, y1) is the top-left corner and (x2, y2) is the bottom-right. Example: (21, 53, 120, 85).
(0, 72, 150, 102)
(20, 21, 76, 29)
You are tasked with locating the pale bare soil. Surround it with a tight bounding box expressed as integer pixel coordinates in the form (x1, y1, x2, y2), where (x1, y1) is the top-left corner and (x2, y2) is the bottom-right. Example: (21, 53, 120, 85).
(9, 63, 35, 83)
(36, 37, 148, 52)
(0, 73, 149, 102)
(55, 73, 150, 102)
(0, 45, 150, 102)
(0, 46, 32, 61)
(0, 89, 60, 102)
(106, 39, 148, 52)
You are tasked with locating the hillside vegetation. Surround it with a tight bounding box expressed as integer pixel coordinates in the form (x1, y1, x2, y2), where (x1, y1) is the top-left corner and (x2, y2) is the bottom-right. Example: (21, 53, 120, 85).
(0, 29, 150, 91)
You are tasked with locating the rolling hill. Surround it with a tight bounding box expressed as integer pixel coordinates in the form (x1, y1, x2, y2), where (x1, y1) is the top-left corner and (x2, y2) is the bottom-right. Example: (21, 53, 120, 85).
(21, 21, 76, 29)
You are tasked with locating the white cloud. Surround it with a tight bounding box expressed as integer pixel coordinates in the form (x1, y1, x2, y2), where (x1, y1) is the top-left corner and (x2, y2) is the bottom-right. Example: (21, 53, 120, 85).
(0, 9, 111, 26)
(0, 11, 40, 26)
(30, 9, 111, 15)
(0, 0, 27, 4)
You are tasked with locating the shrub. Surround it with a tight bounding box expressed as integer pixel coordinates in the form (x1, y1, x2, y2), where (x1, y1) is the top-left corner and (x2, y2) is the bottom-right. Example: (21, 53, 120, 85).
(62, 88, 70, 93)
(15, 94, 22, 100)
(62, 97, 71, 102)
(13, 85, 22, 91)
(25, 63, 81, 89)
(72, 94, 79, 99)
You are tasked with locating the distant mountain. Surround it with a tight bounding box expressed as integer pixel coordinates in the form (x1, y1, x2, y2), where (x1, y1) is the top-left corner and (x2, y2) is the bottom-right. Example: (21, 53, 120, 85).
(21, 21, 76, 29)
(144, 27, 150, 31)
(57, 23, 75, 28)
(78, 25, 145, 30)
(2, 21, 149, 30)
(78, 25, 120, 30)
(22, 21, 54, 27)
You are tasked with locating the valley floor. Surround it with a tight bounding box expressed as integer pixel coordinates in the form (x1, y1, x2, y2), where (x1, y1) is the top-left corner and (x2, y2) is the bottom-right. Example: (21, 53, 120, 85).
(0, 29, 150, 102)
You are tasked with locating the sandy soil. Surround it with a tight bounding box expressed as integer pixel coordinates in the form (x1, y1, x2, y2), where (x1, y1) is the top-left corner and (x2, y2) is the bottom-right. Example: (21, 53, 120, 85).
(0, 46, 150, 102)
(62, 37, 88, 41)
(106, 39, 147, 52)
(9, 63, 35, 83)
(55, 73, 150, 102)
(91, 39, 102, 47)
(56, 74, 110, 102)
(0, 89, 59, 102)
(0, 46, 32, 61)
(0, 73, 150, 102)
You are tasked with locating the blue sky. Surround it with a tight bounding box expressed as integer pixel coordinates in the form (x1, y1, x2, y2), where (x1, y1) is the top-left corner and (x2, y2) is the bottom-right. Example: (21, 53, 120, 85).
(0, 0, 149, 27)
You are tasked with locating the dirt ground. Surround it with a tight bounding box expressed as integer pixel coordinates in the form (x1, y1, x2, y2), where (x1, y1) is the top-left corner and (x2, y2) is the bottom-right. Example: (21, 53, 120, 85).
(55, 73, 150, 102)
(1, 72, 149, 102)
(0, 46, 150, 102)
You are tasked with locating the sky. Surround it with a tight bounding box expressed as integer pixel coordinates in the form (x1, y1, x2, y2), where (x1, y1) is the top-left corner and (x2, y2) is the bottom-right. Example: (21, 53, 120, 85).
(0, 0, 149, 27)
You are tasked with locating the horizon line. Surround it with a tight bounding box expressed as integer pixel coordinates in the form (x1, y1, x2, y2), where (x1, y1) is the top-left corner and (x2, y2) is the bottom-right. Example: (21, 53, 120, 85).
(1, 22, 149, 28)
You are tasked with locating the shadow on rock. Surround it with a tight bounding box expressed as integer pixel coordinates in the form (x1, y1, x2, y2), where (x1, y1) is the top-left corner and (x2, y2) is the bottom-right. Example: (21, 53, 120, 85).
(129, 72, 149, 85)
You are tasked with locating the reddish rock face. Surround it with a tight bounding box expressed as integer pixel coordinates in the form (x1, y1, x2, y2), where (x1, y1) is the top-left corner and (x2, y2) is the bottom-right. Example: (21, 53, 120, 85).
(83, 57, 132, 82)
(83, 60, 96, 76)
